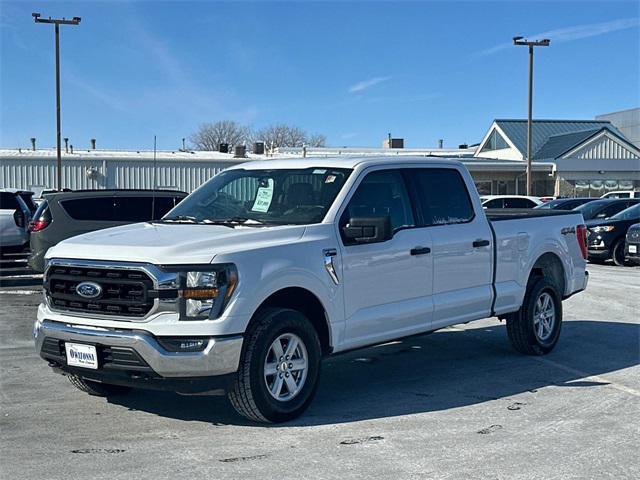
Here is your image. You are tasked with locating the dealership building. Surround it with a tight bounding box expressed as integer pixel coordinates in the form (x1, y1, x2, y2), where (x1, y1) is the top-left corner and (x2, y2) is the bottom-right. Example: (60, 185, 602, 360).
(1, 112, 638, 197)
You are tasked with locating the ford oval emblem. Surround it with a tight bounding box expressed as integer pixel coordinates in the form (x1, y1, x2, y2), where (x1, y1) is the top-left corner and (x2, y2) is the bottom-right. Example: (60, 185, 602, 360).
(76, 281, 102, 299)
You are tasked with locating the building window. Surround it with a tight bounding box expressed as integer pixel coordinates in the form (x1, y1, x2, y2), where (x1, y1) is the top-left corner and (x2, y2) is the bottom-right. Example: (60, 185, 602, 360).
(480, 129, 510, 152)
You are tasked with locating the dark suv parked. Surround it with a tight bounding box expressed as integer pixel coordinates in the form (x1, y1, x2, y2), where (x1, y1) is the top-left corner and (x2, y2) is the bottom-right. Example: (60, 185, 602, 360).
(28, 190, 186, 272)
(586, 203, 640, 266)
(625, 223, 640, 265)
(574, 198, 640, 221)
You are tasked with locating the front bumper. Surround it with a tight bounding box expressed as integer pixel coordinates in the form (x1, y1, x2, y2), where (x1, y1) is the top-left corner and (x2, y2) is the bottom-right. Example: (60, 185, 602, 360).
(625, 243, 640, 264)
(34, 319, 243, 379)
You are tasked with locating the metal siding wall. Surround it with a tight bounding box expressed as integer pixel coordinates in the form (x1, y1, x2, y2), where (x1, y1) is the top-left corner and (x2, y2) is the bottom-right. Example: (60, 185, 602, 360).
(0, 157, 241, 192)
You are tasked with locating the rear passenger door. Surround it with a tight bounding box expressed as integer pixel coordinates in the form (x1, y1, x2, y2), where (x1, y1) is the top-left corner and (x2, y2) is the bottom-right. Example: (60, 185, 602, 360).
(409, 167, 493, 328)
(339, 169, 434, 349)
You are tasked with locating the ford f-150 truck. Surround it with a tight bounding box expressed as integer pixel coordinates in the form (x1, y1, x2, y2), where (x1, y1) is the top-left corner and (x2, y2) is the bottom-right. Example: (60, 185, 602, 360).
(34, 157, 589, 422)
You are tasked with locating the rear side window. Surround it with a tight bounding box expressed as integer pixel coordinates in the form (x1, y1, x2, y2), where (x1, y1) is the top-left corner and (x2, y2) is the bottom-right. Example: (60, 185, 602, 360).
(411, 169, 475, 225)
(113, 196, 153, 222)
(483, 198, 503, 209)
(18, 193, 37, 212)
(61, 197, 116, 221)
(152, 196, 184, 219)
(504, 197, 535, 208)
(0, 192, 20, 210)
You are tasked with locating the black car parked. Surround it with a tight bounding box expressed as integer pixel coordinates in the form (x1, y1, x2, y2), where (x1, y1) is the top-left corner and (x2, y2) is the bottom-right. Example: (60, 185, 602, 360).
(28, 189, 187, 272)
(625, 223, 640, 265)
(574, 198, 640, 221)
(586, 203, 640, 266)
(534, 197, 596, 210)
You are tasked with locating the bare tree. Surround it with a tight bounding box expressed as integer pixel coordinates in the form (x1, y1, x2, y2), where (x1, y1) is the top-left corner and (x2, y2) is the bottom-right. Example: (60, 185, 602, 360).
(256, 124, 323, 148)
(307, 133, 327, 147)
(190, 121, 250, 150)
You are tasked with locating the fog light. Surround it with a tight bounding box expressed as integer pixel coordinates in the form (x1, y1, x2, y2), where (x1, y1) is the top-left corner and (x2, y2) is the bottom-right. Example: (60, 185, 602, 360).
(157, 337, 209, 352)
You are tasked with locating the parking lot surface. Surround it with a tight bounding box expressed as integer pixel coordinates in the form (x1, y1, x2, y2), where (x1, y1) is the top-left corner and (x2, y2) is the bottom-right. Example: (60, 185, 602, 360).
(1, 257, 638, 480)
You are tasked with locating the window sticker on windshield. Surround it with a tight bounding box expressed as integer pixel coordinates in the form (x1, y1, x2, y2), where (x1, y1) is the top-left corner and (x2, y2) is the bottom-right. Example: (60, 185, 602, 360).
(325, 175, 337, 183)
(312, 169, 326, 174)
(251, 178, 274, 213)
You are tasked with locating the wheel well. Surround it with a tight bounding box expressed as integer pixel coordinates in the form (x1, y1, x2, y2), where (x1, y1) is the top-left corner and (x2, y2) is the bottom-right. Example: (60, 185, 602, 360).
(257, 287, 331, 355)
(529, 252, 566, 296)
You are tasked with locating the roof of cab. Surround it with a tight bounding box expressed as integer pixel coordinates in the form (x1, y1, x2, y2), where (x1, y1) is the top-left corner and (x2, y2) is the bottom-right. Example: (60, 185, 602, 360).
(227, 155, 465, 171)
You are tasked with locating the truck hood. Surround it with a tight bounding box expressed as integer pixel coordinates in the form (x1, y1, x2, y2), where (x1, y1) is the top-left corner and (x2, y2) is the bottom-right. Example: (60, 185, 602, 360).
(46, 222, 307, 265)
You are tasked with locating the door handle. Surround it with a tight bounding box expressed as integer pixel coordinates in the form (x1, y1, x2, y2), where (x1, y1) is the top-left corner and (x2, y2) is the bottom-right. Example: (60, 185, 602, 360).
(410, 246, 431, 256)
(473, 239, 490, 248)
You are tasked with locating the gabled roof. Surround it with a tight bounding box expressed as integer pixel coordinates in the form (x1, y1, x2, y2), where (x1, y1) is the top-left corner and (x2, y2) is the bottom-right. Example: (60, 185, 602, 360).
(494, 119, 620, 157)
(532, 128, 601, 159)
(533, 125, 640, 160)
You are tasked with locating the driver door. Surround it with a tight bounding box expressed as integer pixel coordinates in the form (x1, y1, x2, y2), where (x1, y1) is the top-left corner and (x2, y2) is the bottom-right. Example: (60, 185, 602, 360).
(338, 169, 434, 350)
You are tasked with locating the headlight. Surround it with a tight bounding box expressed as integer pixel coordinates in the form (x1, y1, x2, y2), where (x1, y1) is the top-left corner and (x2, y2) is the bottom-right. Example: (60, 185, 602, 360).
(172, 264, 238, 320)
(591, 226, 615, 233)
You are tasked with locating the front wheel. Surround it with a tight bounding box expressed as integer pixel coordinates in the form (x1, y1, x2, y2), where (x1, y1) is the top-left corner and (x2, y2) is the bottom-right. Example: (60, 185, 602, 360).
(228, 308, 321, 423)
(611, 240, 627, 266)
(506, 277, 563, 355)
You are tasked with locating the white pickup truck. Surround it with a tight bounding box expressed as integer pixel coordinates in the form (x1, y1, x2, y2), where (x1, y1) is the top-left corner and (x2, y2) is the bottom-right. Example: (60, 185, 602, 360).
(34, 157, 589, 422)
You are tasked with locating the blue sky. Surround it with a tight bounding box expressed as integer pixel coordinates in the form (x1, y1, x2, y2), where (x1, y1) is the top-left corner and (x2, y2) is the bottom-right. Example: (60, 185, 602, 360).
(1, 0, 639, 150)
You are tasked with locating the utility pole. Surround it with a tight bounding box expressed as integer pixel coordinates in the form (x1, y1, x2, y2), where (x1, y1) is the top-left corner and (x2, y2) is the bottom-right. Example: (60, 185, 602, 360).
(513, 36, 550, 196)
(32, 12, 81, 191)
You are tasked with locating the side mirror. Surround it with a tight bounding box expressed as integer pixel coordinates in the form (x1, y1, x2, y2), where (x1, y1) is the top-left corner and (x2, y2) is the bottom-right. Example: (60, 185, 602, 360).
(342, 216, 391, 245)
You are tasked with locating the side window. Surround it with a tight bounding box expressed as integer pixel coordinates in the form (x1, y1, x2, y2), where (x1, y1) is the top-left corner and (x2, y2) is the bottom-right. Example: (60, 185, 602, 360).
(61, 197, 116, 221)
(504, 197, 534, 209)
(483, 199, 503, 209)
(152, 196, 184, 219)
(601, 203, 626, 218)
(412, 169, 475, 225)
(0, 192, 19, 210)
(342, 170, 414, 234)
(113, 196, 154, 222)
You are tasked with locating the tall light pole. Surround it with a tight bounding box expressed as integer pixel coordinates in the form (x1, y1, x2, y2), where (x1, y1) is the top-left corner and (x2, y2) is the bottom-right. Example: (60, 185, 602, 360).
(32, 12, 81, 191)
(513, 36, 550, 196)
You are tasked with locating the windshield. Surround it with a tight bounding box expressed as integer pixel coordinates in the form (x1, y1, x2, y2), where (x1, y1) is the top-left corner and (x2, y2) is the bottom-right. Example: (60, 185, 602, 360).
(610, 203, 640, 221)
(163, 167, 352, 225)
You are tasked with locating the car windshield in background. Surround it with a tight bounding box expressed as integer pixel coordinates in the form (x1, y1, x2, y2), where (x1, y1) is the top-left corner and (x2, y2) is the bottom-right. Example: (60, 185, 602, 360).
(163, 167, 352, 226)
(611, 203, 640, 221)
(575, 200, 609, 218)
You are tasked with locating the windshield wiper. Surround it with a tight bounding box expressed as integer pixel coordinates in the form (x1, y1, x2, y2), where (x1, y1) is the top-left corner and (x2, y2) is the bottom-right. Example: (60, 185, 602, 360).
(202, 217, 267, 227)
(158, 215, 198, 223)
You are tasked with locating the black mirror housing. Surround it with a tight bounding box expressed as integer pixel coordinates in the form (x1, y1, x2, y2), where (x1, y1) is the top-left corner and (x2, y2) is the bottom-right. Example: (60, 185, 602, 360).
(342, 216, 391, 245)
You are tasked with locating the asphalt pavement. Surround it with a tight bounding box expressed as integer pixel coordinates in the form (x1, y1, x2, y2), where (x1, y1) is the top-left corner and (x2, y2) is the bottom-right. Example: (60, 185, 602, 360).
(0, 256, 638, 480)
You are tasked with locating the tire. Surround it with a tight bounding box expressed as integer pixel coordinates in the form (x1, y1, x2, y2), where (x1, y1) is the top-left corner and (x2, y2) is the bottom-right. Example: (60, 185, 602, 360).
(506, 277, 563, 355)
(228, 308, 321, 423)
(68, 374, 131, 397)
(611, 240, 627, 267)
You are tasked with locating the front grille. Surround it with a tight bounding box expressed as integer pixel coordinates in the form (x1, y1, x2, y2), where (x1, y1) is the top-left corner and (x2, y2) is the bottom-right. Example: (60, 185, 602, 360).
(628, 229, 640, 242)
(45, 266, 154, 317)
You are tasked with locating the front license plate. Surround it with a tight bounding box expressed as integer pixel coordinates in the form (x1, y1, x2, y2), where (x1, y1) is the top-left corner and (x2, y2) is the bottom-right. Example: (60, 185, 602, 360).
(65, 342, 98, 369)
(629, 245, 637, 254)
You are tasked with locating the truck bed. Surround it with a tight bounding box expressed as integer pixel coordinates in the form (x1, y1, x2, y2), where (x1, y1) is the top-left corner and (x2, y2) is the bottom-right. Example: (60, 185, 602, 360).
(485, 208, 579, 222)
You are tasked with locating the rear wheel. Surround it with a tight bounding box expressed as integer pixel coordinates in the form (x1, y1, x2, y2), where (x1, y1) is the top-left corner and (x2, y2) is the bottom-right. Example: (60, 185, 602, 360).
(506, 277, 563, 355)
(228, 308, 321, 423)
(67, 374, 131, 397)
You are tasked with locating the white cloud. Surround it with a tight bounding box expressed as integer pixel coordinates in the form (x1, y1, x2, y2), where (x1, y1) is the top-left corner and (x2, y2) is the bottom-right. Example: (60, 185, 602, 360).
(348, 76, 391, 93)
(479, 17, 640, 56)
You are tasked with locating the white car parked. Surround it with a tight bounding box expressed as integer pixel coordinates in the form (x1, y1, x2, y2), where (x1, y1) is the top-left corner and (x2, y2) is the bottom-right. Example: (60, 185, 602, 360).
(0, 188, 32, 254)
(480, 195, 543, 209)
(600, 191, 640, 199)
(34, 157, 589, 422)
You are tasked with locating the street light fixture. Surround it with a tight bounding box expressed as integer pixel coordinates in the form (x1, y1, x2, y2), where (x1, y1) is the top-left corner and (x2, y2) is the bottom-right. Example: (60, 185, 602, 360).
(513, 36, 550, 196)
(32, 12, 81, 191)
